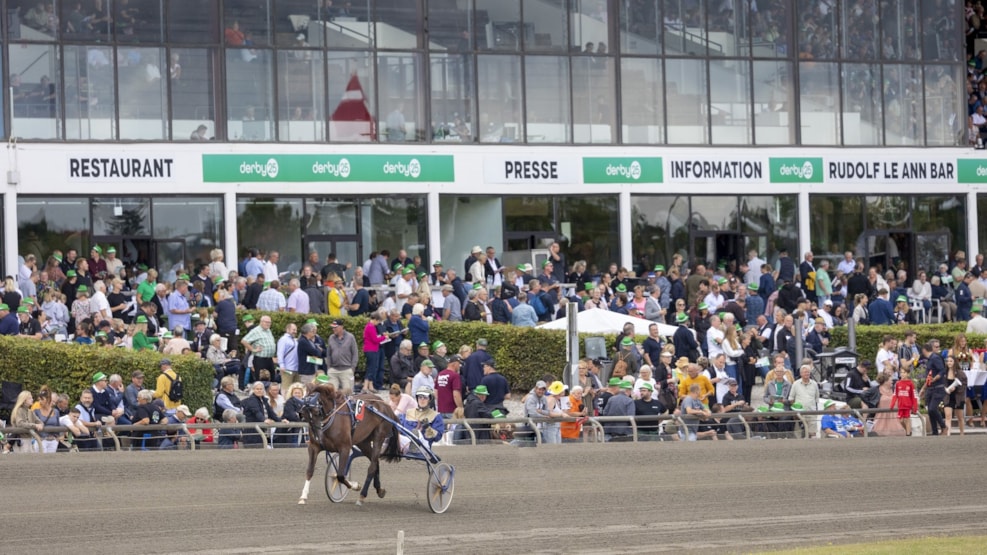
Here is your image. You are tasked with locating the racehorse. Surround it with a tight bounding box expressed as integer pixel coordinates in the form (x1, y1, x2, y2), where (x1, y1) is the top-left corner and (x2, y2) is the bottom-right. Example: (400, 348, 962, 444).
(297, 384, 402, 505)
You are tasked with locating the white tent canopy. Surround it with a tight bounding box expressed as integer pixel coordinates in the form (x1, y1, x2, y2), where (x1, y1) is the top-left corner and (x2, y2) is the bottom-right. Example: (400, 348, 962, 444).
(539, 309, 681, 337)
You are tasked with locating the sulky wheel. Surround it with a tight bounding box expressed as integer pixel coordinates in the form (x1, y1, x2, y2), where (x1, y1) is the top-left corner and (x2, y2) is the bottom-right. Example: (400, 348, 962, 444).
(426, 462, 455, 514)
(324, 453, 350, 503)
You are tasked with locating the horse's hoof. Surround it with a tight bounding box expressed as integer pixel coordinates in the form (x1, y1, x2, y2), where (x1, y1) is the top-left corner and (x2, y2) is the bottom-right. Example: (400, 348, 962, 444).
(298, 499, 306, 505)
(377, 489, 386, 499)
(350, 481, 361, 491)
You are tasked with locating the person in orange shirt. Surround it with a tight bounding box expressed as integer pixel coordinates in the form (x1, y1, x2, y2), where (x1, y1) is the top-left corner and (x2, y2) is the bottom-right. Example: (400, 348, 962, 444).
(677, 363, 714, 406)
(561, 385, 588, 442)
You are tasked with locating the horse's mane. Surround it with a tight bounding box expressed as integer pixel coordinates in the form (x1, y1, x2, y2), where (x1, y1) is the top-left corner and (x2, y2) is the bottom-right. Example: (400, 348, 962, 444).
(314, 384, 343, 409)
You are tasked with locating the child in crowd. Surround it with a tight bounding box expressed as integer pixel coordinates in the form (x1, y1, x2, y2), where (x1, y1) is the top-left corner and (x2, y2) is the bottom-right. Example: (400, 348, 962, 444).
(890, 369, 918, 436)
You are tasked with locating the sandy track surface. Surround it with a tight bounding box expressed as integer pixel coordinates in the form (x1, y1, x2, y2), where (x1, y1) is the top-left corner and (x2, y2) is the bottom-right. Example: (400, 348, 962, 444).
(3, 438, 980, 554)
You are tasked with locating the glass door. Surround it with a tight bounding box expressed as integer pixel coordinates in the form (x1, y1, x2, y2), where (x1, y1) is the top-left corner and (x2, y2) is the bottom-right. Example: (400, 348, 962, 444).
(155, 240, 187, 283)
(305, 235, 360, 280)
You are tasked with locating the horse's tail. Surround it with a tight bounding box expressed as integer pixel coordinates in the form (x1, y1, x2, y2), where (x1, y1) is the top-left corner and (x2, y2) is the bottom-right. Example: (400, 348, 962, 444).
(382, 420, 402, 463)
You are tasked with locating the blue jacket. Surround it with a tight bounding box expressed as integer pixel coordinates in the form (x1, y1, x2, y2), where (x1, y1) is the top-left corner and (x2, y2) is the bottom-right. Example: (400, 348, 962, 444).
(297, 336, 324, 376)
(758, 273, 775, 303)
(673, 325, 699, 361)
(867, 298, 895, 325)
(214, 298, 237, 334)
(745, 295, 765, 323)
(0, 313, 17, 336)
(408, 315, 429, 347)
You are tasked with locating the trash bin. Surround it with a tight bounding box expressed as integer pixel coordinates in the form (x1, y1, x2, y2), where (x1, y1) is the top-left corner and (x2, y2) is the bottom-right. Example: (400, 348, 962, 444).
(817, 349, 858, 401)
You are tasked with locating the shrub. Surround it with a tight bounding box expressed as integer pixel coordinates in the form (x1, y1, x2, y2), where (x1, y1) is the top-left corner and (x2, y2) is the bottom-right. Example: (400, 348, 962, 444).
(829, 323, 987, 366)
(239, 311, 621, 391)
(0, 337, 214, 410)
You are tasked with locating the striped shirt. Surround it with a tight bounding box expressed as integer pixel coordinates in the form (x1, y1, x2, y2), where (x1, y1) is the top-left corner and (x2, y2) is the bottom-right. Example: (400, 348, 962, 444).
(242, 326, 276, 357)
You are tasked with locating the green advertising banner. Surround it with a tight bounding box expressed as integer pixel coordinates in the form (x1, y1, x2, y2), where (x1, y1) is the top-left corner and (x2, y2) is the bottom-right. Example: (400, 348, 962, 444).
(202, 154, 455, 182)
(768, 157, 824, 183)
(582, 157, 662, 183)
(957, 158, 987, 183)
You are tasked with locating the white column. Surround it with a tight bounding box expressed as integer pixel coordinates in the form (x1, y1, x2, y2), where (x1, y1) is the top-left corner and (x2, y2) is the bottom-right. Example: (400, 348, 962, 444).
(427, 191, 441, 265)
(619, 189, 633, 270)
(968, 190, 980, 259)
(223, 191, 238, 267)
(4, 190, 18, 277)
(798, 190, 811, 257)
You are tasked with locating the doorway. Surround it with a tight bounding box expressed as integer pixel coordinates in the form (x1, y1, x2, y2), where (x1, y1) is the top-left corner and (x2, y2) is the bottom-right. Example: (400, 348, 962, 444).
(862, 231, 912, 276)
(692, 232, 744, 269)
(305, 235, 360, 277)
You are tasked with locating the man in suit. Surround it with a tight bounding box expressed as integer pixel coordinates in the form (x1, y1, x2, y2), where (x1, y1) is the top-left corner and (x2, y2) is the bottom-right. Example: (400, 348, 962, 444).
(484, 246, 503, 286)
(799, 251, 817, 304)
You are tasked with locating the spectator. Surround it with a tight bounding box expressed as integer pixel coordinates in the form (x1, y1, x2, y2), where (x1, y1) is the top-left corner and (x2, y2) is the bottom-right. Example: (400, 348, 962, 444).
(388, 383, 416, 417)
(478, 359, 510, 407)
(362, 311, 388, 393)
(408, 303, 430, 347)
(276, 323, 299, 388)
(132, 389, 166, 449)
(153, 359, 182, 411)
(217, 409, 243, 448)
(242, 381, 284, 447)
(389, 339, 415, 391)
(241, 315, 277, 381)
(257, 280, 287, 312)
(326, 319, 358, 392)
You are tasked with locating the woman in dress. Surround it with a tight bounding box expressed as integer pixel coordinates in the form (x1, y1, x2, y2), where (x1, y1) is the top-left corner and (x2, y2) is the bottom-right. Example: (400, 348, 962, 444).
(943, 355, 968, 436)
(870, 372, 903, 436)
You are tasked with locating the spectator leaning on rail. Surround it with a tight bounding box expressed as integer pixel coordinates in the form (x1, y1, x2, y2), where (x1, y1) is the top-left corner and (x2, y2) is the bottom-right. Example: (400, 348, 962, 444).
(602, 379, 636, 442)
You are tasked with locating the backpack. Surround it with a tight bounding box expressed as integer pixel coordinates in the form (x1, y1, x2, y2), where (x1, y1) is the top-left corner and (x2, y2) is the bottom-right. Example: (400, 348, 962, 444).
(163, 370, 183, 402)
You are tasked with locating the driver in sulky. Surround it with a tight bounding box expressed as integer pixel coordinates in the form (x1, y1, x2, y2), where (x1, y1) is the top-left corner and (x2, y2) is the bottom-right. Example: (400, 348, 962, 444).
(400, 386, 446, 448)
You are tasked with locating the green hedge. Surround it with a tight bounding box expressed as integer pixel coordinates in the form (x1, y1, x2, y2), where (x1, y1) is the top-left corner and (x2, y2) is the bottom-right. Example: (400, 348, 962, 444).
(829, 323, 987, 366)
(239, 311, 621, 391)
(0, 337, 214, 411)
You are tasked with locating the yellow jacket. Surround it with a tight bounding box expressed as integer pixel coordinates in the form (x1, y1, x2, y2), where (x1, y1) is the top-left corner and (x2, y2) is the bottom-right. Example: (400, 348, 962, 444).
(154, 368, 181, 410)
(328, 288, 344, 317)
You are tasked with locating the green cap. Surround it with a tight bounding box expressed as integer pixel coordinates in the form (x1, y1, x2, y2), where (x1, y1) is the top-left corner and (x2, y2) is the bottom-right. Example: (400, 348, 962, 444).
(698, 302, 708, 311)
(76, 285, 89, 293)
(896, 295, 907, 303)
(541, 260, 551, 268)
(638, 382, 654, 391)
(491, 409, 505, 418)
(619, 379, 634, 389)
(405, 264, 416, 272)
(92, 372, 107, 383)
(306, 318, 318, 325)
(747, 283, 758, 292)
(393, 262, 403, 271)
(263, 281, 272, 288)
(615, 284, 628, 293)
(23, 298, 34, 305)
(213, 275, 224, 285)
(433, 260, 442, 266)
(756, 406, 769, 413)
(823, 400, 835, 408)
(136, 315, 148, 323)
(179, 274, 190, 281)
(718, 312, 727, 319)
(473, 385, 489, 396)
(717, 277, 727, 285)
(974, 304, 983, 313)
(16, 306, 29, 314)
(736, 324, 742, 332)
(418, 342, 429, 349)
(620, 337, 634, 346)
(675, 313, 688, 323)
(584, 282, 595, 291)
(770, 402, 785, 412)
(106, 246, 116, 254)
(654, 265, 665, 272)
(608, 377, 622, 386)
(421, 359, 435, 368)
(91, 245, 102, 254)
(162, 331, 174, 339)
(137, 263, 148, 271)
(432, 340, 445, 351)
(315, 374, 331, 384)
(402, 268, 414, 276)
(790, 403, 804, 411)
(95, 331, 108, 338)
(66, 270, 77, 277)
(243, 314, 255, 322)
(417, 272, 426, 279)
(472, 282, 484, 290)
(53, 254, 63, 262)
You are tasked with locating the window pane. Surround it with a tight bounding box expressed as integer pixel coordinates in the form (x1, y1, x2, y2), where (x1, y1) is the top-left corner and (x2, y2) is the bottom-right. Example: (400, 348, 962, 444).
(376, 0, 419, 49)
(866, 195, 910, 230)
(741, 196, 798, 258)
(505, 197, 553, 232)
(378, 52, 425, 142)
(559, 196, 619, 273)
(61, 0, 111, 42)
(225, 50, 274, 141)
(922, 0, 960, 61)
(275, 0, 321, 46)
(523, 0, 567, 52)
(10, 44, 58, 139)
(93, 197, 151, 236)
(305, 198, 358, 235)
(477, 54, 522, 143)
(119, 0, 165, 43)
(361, 197, 428, 263)
(64, 45, 117, 140)
(428, 0, 470, 50)
(881, 0, 920, 60)
(809, 196, 863, 258)
(913, 196, 964, 239)
(224, 0, 272, 46)
(666, 58, 708, 144)
(18, 197, 90, 260)
(924, 64, 962, 146)
(570, 0, 611, 55)
(842, 63, 883, 145)
(237, 197, 303, 276)
(172, 48, 217, 141)
(430, 53, 475, 143)
(709, 0, 747, 57)
(619, 0, 659, 55)
(799, 61, 839, 145)
(524, 55, 570, 143)
(710, 59, 751, 144)
(663, 0, 705, 56)
(477, 0, 521, 52)
(753, 60, 793, 144)
(572, 57, 614, 144)
(278, 50, 325, 142)
(690, 196, 738, 231)
(841, 0, 878, 59)
(152, 198, 223, 269)
(620, 57, 663, 144)
(168, 0, 219, 43)
(882, 64, 923, 145)
(631, 195, 689, 270)
(797, 0, 838, 59)
(751, 0, 791, 58)
(119, 47, 168, 139)
(12, 0, 58, 40)
(327, 51, 376, 142)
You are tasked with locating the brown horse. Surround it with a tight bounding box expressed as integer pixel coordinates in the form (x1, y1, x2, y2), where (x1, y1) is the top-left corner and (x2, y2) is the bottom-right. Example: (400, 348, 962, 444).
(297, 384, 401, 505)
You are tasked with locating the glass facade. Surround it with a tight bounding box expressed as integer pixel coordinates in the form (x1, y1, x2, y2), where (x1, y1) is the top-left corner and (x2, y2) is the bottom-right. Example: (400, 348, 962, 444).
(0, 0, 963, 145)
(631, 194, 798, 274)
(236, 196, 428, 277)
(809, 194, 965, 276)
(16, 195, 223, 272)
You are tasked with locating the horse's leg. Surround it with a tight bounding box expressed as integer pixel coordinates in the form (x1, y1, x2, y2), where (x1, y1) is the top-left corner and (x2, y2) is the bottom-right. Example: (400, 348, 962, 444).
(336, 443, 361, 492)
(298, 444, 319, 504)
(373, 429, 386, 499)
(357, 439, 377, 503)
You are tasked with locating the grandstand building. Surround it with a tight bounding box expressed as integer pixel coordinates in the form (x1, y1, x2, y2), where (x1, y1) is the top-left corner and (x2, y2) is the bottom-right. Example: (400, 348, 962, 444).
(1, 0, 975, 276)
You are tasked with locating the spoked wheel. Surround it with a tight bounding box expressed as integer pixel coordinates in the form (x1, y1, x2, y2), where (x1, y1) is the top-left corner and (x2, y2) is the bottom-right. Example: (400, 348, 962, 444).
(324, 453, 349, 503)
(426, 462, 455, 514)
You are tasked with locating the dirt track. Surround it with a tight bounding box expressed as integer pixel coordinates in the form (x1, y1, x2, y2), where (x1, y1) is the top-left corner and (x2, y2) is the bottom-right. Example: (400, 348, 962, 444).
(2, 438, 981, 554)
